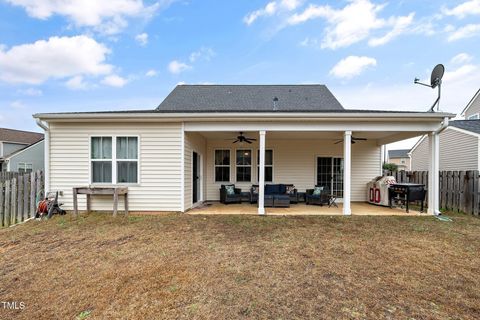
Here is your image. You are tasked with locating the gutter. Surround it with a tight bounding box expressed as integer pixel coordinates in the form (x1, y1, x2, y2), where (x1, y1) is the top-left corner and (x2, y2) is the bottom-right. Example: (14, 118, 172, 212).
(33, 111, 456, 121)
(35, 119, 49, 194)
(435, 116, 449, 134)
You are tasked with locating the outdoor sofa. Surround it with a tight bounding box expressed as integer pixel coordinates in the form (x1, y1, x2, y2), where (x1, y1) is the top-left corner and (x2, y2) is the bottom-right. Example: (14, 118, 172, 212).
(249, 184, 298, 207)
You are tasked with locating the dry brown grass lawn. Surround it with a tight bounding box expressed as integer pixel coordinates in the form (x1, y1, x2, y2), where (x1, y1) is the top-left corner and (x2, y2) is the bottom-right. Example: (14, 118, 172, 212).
(0, 212, 479, 319)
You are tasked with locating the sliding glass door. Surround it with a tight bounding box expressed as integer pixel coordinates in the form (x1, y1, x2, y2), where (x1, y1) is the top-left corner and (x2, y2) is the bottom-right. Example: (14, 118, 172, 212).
(316, 157, 344, 198)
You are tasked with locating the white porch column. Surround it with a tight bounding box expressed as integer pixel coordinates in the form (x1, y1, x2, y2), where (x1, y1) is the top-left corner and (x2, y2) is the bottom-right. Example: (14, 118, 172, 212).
(258, 130, 266, 215)
(428, 132, 440, 215)
(343, 131, 352, 215)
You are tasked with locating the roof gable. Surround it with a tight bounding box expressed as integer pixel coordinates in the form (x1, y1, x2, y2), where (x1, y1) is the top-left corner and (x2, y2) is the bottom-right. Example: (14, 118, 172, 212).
(461, 88, 480, 116)
(156, 85, 345, 112)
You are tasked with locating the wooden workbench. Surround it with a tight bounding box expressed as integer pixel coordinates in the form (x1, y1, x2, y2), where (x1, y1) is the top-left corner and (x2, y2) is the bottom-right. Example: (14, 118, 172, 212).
(73, 186, 128, 217)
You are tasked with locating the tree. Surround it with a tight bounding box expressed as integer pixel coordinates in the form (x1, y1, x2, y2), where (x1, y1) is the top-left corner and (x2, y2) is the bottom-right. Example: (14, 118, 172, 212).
(383, 162, 398, 172)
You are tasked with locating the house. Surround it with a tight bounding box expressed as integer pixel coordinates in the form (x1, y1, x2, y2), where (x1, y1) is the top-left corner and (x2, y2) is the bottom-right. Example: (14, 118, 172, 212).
(387, 149, 411, 171)
(33, 85, 452, 215)
(0, 128, 44, 172)
(410, 89, 480, 171)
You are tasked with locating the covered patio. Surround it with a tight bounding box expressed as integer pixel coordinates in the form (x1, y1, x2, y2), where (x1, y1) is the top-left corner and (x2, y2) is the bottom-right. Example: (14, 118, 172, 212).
(188, 202, 425, 216)
(183, 114, 448, 216)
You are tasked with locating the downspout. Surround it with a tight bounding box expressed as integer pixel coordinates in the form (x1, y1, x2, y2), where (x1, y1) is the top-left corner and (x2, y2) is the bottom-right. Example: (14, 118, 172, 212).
(36, 119, 49, 194)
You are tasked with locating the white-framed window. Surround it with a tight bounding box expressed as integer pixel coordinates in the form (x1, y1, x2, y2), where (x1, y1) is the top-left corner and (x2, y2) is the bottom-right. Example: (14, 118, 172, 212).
(236, 149, 252, 182)
(467, 113, 479, 120)
(90, 136, 138, 184)
(257, 149, 273, 182)
(18, 163, 33, 173)
(214, 149, 230, 182)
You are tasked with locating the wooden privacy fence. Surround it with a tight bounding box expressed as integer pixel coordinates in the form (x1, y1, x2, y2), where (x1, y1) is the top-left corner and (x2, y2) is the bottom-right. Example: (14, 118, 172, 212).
(0, 171, 44, 227)
(388, 170, 480, 216)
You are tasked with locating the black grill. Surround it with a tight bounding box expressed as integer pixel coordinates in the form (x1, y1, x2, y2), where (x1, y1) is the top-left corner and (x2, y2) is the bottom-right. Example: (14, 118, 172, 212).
(389, 183, 426, 213)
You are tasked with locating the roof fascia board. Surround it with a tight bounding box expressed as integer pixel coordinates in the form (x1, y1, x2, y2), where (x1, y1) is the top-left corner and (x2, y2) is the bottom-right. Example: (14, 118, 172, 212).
(409, 135, 427, 154)
(448, 125, 480, 138)
(33, 111, 454, 122)
(461, 88, 480, 116)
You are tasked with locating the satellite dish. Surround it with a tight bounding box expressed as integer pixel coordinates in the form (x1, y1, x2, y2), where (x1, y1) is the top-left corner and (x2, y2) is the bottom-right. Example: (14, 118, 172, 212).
(414, 64, 445, 112)
(430, 64, 445, 89)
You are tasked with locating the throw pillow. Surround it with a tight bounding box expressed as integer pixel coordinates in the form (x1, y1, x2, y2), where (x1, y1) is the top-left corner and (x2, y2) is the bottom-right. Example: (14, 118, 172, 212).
(312, 186, 323, 196)
(225, 185, 235, 195)
(286, 185, 295, 194)
(252, 186, 259, 194)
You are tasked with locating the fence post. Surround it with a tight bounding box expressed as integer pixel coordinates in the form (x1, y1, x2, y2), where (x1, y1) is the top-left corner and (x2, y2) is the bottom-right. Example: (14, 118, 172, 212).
(5, 179, 11, 227)
(17, 176, 24, 222)
(474, 171, 479, 216)
(23, 174, 29, 219)
(30, 171, 36, 218)
(0, 181, 4, 227)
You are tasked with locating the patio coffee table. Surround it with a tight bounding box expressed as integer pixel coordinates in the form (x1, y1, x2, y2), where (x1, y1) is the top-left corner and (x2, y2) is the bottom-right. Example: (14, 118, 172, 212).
(273, 195, 290, 207)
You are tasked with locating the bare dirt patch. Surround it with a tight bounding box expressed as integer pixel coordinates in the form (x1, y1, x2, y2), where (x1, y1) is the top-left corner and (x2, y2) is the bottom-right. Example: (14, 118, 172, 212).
(0, 213, 479, 319)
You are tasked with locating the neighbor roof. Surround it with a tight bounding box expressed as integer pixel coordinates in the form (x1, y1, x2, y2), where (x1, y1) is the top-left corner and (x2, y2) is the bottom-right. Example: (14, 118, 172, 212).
(0, 128, 44, 144)
(450, 120, 480, 135)
(156, 85, 345, 112)
(388, 149, 410, 159)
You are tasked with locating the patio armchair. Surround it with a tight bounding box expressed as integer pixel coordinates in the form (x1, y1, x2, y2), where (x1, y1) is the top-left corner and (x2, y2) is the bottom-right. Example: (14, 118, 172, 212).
(306, 185, 330, 206)
(219, 184, 242, 204)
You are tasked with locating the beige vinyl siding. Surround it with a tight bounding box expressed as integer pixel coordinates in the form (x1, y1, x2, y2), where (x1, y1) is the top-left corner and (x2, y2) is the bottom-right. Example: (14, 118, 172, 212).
(205, 139, 381, 202)
(411, 128, 479, 171)
(184, 132, 207, 210)
(465, 94, 480, 119)
(49, 122, 183, 212)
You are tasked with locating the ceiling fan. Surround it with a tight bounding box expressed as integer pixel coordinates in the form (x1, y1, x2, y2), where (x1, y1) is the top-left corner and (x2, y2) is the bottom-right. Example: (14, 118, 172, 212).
(226, 132, 257, 144)
(334, 136, 368, 144)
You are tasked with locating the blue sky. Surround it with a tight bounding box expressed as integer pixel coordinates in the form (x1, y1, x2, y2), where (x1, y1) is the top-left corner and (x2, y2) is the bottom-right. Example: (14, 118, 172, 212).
(1, 0, 480, 148)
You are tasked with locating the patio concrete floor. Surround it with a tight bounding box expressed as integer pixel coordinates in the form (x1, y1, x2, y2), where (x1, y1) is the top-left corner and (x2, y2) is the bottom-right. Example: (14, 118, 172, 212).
(188, 202, 427, 216)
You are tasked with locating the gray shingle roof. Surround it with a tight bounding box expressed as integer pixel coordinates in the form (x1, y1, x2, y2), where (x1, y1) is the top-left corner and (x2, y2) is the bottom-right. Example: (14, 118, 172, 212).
(450, 120, 480, 135)
(156, 85, 345, 112)
(389, 149, 410, 158)
(0, 128, 44, 144)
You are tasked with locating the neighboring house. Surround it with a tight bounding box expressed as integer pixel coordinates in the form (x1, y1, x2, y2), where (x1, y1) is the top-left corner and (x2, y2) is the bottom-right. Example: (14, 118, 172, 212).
(410, 120, 480, 171)
(388, 149, 411, 171)
(461, 88, 480, 120)
(34, 85, 452, 215)
(410, 89, 480, 171)
(0, 128, 44, 172)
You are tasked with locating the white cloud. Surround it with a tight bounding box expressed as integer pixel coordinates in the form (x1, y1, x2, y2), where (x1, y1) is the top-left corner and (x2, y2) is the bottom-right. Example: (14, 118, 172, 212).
(17, 88, 43, 96)
(368, 13, 415, 47)
(244, 0, 303, 25)
(145, 69, 157, 77)
(451, 53, 473, 65)
(168, 60, 192, 74)
(442, 0, 480, 18)
(5, 0, 161, 35)
(189, 47, 215, 63)
(443, 64, 478, 82)
(65, 75, 88, 90)
(135, 33, 148, 46)
(0, 35, 113, 84)
(10, 100, 25, 109)
(447, 24, 480, 41)
(330, 56, 377, 79)
(287, 0, 415, 49)
(101, 74, 128, 87)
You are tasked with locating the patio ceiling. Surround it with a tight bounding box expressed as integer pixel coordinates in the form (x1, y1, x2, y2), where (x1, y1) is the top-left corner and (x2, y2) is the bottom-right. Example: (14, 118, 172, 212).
(196, 131, 424, 145)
